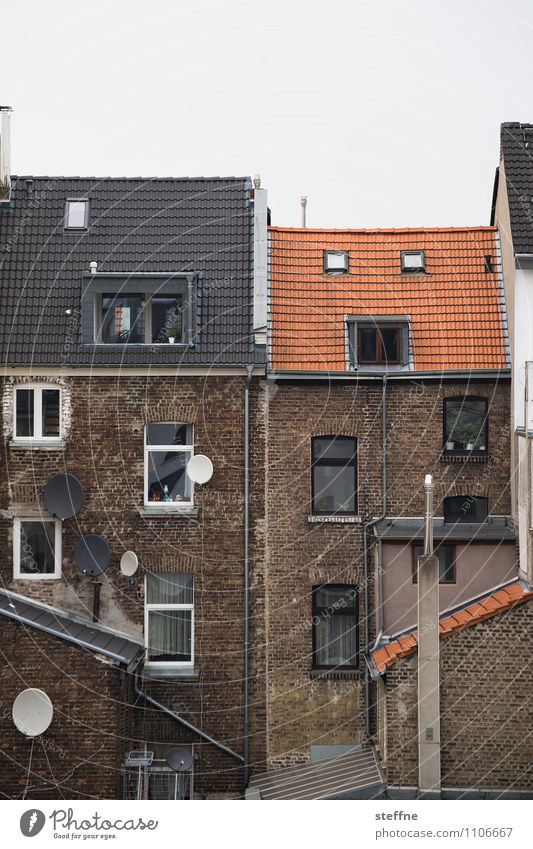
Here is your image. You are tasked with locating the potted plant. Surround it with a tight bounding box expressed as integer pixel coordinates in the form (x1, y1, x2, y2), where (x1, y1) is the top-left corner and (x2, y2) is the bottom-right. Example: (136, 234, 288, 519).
(167, 329, 177, 344)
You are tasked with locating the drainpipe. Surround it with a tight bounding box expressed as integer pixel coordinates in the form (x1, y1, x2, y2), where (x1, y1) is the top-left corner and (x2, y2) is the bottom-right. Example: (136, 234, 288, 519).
(133, 661, 244, 764)
(417, 474, 441, 797)
(363, 374, 388, 739)
(243, 365, 253, 789)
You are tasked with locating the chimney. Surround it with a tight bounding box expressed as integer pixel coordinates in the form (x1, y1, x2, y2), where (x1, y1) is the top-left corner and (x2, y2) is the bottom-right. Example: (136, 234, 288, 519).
(417, 474, 441, 798)
(300, 196, 307, 228)
(252, 174, 267, 347)
(0, 106, 13, 204)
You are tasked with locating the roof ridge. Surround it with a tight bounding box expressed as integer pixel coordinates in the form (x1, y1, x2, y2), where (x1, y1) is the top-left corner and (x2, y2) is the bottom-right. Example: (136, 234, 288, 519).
(12, 175, 250, 182)
(268, 225, 497, 234)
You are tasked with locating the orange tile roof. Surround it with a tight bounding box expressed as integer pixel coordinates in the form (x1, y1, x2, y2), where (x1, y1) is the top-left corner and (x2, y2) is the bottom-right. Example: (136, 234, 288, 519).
(269, 227, 509, 372)
(371, 581, 533, 674)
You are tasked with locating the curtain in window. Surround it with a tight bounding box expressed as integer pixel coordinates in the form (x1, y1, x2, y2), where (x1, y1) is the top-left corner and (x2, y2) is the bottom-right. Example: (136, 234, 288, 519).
(148, 610, 191, 662)
(314, 586, 357, 667)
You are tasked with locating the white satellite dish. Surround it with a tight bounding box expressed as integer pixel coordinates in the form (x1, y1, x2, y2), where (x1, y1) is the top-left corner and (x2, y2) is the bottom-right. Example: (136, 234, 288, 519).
(186, 454, 214, 485)
(120, 550, 139, 577)
(12, 688, 54, 737)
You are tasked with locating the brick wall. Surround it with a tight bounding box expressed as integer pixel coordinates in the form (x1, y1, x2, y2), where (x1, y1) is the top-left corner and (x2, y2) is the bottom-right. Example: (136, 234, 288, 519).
(383, 601, 533, 790)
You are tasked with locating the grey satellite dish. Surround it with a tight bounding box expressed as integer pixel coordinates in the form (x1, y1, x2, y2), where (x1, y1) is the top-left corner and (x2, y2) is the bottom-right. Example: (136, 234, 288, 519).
(74, 534, 111, 577)
(166, 747, 194, 773)
(43, 473, 84, 519)
(120, 551, 139, 577)
(13, 688, 53, 737)
(186, 454, 213, 485)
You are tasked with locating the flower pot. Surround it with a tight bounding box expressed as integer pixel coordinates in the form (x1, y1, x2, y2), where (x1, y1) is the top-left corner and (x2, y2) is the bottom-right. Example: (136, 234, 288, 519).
(168, 337, 175, 344)
(466, 442, 474, 451)
(446, 441, 454, 451)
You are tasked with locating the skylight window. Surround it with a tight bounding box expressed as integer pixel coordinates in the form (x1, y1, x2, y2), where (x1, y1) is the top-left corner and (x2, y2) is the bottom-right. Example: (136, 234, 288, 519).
(400, 250, 425, 273)
(324, 250, 349, 274)
(65, 198, 89, 230)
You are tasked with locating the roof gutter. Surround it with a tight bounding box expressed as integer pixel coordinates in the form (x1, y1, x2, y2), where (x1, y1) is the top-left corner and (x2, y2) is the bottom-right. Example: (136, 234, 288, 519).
(267, 369, 510, 381)
(363, 374, 388, 740)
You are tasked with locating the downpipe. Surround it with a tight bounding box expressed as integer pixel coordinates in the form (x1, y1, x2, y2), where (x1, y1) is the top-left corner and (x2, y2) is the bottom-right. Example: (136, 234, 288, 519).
(243, 365, 253, 789)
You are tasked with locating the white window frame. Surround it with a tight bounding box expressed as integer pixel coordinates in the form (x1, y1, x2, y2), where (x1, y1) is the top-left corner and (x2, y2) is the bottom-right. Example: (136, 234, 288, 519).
(13, 384, 62, 442)
(65, 198, 90, 230)
(13, 517, 62, 580)
(143, 423, 194, 509)
(144, 574, 194, 669)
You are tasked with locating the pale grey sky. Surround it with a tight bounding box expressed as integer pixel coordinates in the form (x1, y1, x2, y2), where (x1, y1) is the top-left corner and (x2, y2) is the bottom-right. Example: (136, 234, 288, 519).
(2, 0, 533, 227)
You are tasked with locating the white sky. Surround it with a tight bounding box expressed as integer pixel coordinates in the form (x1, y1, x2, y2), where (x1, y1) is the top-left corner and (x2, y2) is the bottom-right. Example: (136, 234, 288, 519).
(2, 0, 533, 228)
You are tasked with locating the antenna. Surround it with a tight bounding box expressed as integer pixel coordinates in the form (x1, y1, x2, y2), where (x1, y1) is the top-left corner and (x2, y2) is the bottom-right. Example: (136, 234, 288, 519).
(186, 454, 214, 485)
(43, 474, 84, 519)
(120, 551, 139, 577)
(166, 747, 194, 773)
(74, 534, 111, 577)
(12, 689, 53, 737)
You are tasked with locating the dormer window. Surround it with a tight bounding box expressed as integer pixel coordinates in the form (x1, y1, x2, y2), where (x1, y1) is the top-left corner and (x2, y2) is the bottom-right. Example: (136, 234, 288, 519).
(401, 250, 425, 273)
(65, 198, 89, 230)
(324, 250, 349, 274)
(347, 317, 410, 370)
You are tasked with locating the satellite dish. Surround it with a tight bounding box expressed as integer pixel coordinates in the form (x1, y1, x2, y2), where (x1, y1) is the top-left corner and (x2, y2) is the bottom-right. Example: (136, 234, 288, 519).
(186, 454, 213, 485)
(13, 688, 53, 737)
(74, 534, 111, 577)
(43, 474, 84, 519)
(120, 551, 138, 577)
(166, 747, 193, 773)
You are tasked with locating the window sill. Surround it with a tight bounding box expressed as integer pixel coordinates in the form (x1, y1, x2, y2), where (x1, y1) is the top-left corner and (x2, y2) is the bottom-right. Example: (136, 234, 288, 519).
(139, 506, 198, 518)
(440, 453, 490, 464)
(10, 439, 65, 450)
(307, 515, 362, 524)
(143, 665, 200, 681)
(310, 669, 361, 681)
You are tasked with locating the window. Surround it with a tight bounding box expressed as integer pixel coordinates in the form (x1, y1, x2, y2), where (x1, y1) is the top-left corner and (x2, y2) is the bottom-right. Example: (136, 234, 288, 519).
(312, 585, 358, 669)
(324, 250, 349, 274)
(14, 385, 60, 440)
(358, 326, 400, 364)
(443, 496, 488, 524)
(401, 250, 425, 272)
(412, 544, 456, 584)
(145, 573, 194, 667)
(13, 518, 61, 579)
(444, 396, 488, 454)
(144, 423, 193, 506)
(98, 292, 184, 344)
(311, 436, 357, 515)
(65, 198, 89, 230)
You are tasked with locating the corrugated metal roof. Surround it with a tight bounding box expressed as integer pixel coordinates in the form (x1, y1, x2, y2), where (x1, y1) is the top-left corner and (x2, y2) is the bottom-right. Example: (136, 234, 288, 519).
(374, 516, 515, 542)
(0, 590, 143, 667)
(247, 746, 385, 800)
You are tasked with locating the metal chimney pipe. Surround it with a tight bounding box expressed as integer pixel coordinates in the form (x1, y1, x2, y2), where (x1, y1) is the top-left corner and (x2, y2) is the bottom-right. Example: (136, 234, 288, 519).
(0, 106, 13, 203)
(300, 196, 307, 228)
(417, 473, 441, 797)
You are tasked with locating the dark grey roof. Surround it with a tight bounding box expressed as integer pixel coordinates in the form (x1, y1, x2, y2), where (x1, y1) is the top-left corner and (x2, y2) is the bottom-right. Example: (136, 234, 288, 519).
(374, 516, 515, 542)
(0, 176, 263, 366)
(500, 123, 533, 254)
(247, 746, 385, 800)
(0, 590, 143, 667)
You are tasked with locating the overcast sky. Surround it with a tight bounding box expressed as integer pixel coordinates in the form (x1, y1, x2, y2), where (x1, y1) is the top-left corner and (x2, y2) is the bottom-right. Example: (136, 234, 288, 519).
(2, 0, 532, 228)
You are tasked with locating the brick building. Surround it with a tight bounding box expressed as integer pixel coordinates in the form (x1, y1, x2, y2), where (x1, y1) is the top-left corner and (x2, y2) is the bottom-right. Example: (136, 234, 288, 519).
(246, 224, 522, 799)
(0, 162, 267, 798)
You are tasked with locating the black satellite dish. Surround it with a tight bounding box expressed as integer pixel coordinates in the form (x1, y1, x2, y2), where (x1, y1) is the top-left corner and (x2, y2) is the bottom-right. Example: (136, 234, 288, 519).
(74, 534, 111, 577)
(166, 747, 193, 773)
(43, 474, 84, 519)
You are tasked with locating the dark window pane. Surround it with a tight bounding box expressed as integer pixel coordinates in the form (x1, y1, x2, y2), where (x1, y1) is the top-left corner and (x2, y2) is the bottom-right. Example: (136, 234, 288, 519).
(413, 545, 455, 583)
(101, 294, 144, 343)
(19, 521, 56, 574)
(358, 327, 376, 362)
(42, 389, 60, 437)
(146, 423, 192, 446)
(443, 496, 488, 524)
(312, 436, 356, 462)
(146, 573, 193, 605)
(312, 465, 356, 514)
(314, 613, 357, 667)
(445, 398, 487, 451)
(147, 450, 192, 503)
(15, 389, 34, 437)
(147, 609, 192, 663)
(151, 294, 184, 343)
(314, 586, 357, 609)
(380, 328, 399, 362)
